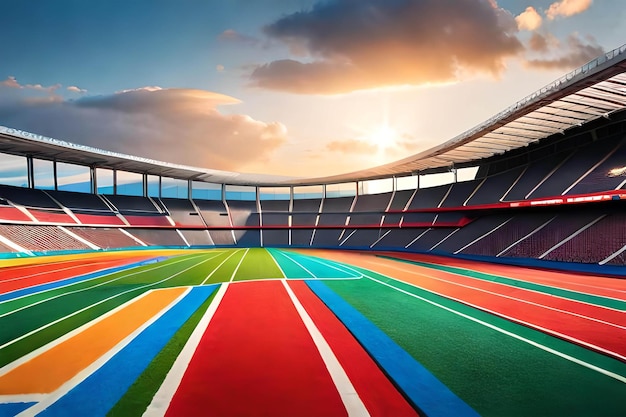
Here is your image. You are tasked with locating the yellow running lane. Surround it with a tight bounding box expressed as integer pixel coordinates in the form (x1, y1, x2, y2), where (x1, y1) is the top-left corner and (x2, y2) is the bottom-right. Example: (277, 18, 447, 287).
(0, 286, 187, 394)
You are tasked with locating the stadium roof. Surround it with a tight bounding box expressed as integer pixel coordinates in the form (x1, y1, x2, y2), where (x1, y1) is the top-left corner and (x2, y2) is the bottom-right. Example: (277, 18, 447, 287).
(1, 44, 626, 187)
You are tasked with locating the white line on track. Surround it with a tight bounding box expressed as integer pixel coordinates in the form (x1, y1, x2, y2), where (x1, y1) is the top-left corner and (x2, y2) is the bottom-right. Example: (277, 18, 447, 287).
(366, 275, 626, 384)
(0, 259, 116, 284)
(414, 258, 626, 299)
(271, 250, 317, 279)
(266, 249, 287, 279)
(367, 261, 626, 330)
(200, 249, 242, 285)
(282, 280, 370, 416)
(0, 254, 205, 316)
(0, 289, 155, 376)
(229, 248, 250, 282)
(284, 255, 626, 379)
(0, 253, 222, 351)
(143, 283, 229, 417)
(13, 288, 192, 416)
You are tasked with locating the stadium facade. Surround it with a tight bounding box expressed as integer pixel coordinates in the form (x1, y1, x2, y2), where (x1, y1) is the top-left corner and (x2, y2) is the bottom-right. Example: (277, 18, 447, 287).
(0, 44, 625, 266)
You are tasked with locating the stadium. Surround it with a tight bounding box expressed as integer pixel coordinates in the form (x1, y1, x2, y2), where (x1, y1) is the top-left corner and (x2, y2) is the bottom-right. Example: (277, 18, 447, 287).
(1, 9, 626, 417)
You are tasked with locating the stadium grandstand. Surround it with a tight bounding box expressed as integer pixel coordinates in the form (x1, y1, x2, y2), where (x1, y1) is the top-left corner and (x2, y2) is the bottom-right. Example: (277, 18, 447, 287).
(1, 45, 626, 416)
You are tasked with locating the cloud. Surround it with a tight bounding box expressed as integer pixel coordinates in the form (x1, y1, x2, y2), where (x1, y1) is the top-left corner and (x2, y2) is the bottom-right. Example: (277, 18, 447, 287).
(216, 64, 225, 72)
(0, 86, 288, 171)
(250, 0, 523, 94)
(67, 86, 87, 93)
(0, 76, 20, 88)
(546, 0, 593, 20)
(515, 6, 542, 31)
(524, 33, 603, 70)
(326, 139, 378, 155)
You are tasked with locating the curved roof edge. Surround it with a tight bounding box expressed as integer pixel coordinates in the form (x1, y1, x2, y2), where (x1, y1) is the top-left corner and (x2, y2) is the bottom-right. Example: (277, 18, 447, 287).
(1, 43, 625, 187)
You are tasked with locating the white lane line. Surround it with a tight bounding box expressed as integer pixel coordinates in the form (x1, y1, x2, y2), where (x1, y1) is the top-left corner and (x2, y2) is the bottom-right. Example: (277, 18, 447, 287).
(282, 280, 370, 417)
(0, 254, 205, 316)
(266, 249, 287, 279)
(143, 283, 229, 417)
(0, 289, 154, 376)
(366, 275, 626, 384)
(200, 249, 242, 285)
(14, 288, 192, 416)
(367, 261, 626, 330)
(0, 253, 222, 351)
(414, 258, 626, 299)
(302, 255, 363, 278)
(0, 259, 115, 284)
(273, 250, 317, 279)
(229, 248, 250, 282)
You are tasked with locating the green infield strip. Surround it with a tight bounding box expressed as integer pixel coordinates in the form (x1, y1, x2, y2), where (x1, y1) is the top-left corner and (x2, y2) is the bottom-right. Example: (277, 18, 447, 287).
(231, 248, 285, 281)
(0, 252, 226, 368)
(107, 287, 219, 417)
(378, 255, 626, 310)
(322, 275, 626, 417)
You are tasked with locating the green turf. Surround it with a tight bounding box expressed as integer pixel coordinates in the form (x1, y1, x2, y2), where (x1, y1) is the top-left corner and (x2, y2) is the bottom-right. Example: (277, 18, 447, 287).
(231, 248, 285, 281)
(0, 253, 204, 315)
(106, 287, 219, 417)
(323, 275, 626, 417)
(0, 252, 221, 367)
(379, 255, 626, 310)
(202, 249, 248, 284)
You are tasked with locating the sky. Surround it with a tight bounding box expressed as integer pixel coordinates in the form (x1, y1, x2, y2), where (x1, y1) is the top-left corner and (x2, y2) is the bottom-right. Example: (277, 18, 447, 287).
(0, 0, 623, 178)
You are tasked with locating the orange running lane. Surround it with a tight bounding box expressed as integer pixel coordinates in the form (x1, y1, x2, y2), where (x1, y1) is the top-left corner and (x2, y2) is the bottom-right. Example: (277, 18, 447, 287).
(0, 256, 152, 295)
(303, 250, 626, 361)
(382, 252, 626, 300)
(0, 287, 186, 394)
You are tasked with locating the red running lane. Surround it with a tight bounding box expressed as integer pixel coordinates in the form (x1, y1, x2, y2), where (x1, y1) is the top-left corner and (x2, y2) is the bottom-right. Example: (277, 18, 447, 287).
(310, 251, 626, 362)
(0, 256, 151, 295)
(382, 252, 626, 300)
(166, 280, 347, 417)
(288, 280, 419, 417)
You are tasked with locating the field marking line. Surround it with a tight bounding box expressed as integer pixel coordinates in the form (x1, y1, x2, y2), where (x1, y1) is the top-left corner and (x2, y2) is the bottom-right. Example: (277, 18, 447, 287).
(407, 257, 626, 299)
(200, 249, 242, 285)
(303, 255, 364, 279)
(366, 260, 626, 330)
(0, 288, 157, 376)
(230, 248, 250, 282)
(0, 259, 118, 285)
(282, 280, 370, 417)
(0, 253, 205, 318)
(365, 275, 626, 383)
(0, 253, 222, 352)
(12, 288, 192, 416)
(271, 249, 317, 279)
(266, 249, 287, 279)
(143, 283, 229, 417)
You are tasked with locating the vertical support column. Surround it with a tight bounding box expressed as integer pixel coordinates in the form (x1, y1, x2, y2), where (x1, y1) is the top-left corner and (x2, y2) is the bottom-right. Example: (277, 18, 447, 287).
(452, 167, 458, 183)
(91, 166, 97, 194)
(112, 169, 117, 195)
(289, 186, 294, 212)
(53, 160, 58, 191)
(416, 172, 420, 190)
(187, 179, 193, 200)
(27, 156, 34, 189)
(158, 176, 162, 199)
(221, 183, 226, 202)
(142, 173, 148, 197)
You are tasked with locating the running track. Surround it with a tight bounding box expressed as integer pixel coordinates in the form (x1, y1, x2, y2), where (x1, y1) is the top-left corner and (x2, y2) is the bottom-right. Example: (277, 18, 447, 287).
(1, 248, 625, 417)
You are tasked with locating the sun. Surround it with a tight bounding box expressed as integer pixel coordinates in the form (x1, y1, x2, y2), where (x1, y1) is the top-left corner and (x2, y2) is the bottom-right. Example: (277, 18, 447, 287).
(363, 124, 399, 150)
